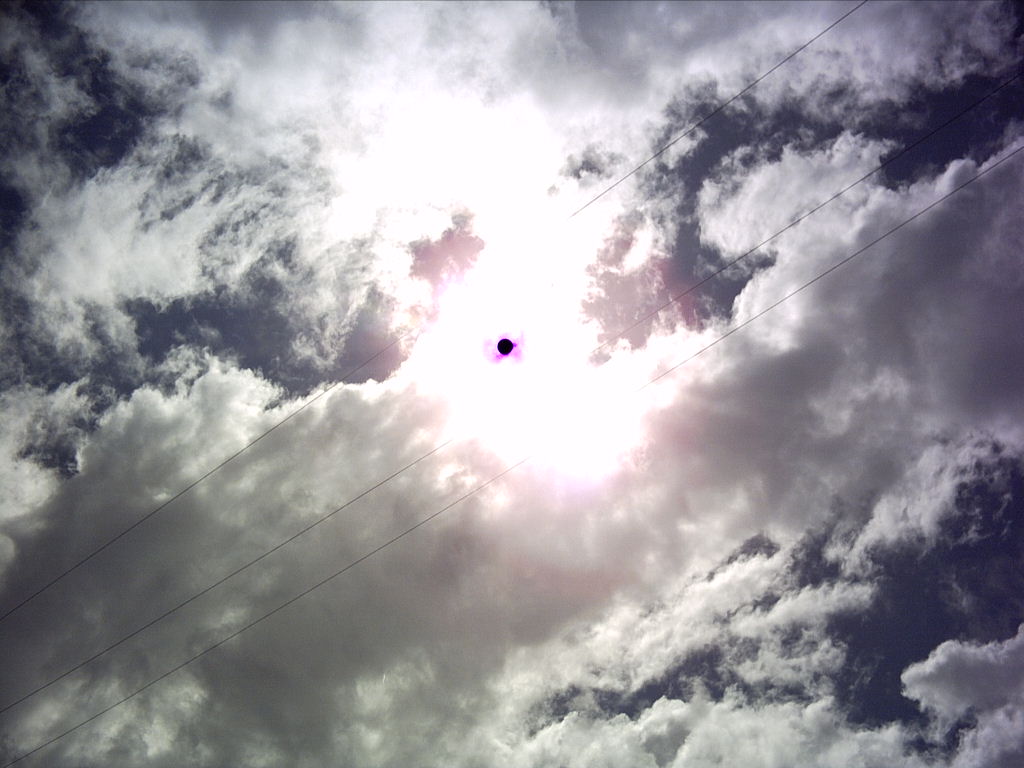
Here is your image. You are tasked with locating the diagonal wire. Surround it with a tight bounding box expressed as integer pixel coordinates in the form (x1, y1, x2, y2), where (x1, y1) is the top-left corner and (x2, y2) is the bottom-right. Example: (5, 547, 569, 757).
(2, 456, 530, 768)
(0, 335, 414, 625)
(0, 438, 453, 716)
(0, 0, 869, 628)
(592, 67, 1023, 356)
(5, 139, 1021, 768)
(639, 144, 1024, 389)
(2, 57, 1017, 721)
(568, 0, 870, 219)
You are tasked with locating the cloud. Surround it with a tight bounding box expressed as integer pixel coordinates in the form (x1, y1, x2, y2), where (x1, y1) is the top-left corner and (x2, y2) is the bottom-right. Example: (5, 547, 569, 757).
(0, 385, 81, 528)
(903, 625, 1024, 722)
(1, 1, 1023, 766)
(903, 626, 1024, 768)
(744, 0, 1019, 124)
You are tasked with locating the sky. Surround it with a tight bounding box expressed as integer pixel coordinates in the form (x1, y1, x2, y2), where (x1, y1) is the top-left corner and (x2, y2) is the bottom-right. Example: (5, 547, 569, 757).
(1, 1, 1023, 765)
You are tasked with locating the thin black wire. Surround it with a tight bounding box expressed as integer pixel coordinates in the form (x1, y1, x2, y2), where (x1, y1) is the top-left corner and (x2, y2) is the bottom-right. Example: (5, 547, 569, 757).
(0, 438, 453, 716)
(2, 456, 531, 768)
(6, 142, 1021, 768)
(593, 68, 1023, 355)
(639, 144, 1024, 389)
(0, 0, 869, 629)
(4, 62, 1017, 721)
(0, 335, 413, 625)
(568, 0, 870, 219)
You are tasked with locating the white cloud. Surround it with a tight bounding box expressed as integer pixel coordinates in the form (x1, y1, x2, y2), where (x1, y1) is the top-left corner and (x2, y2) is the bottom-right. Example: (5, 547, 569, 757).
(697, 131, 893, 260)
(0, 385, 83, 524)
(747, 0, 1018, 123)
(903, 625, 1024, 722)
(495, 692, 928, 768)
(903, 625, 1024, 768)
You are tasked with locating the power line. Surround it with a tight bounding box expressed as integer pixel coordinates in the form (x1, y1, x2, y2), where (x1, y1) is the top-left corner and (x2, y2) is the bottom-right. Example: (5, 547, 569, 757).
(640, 145, 1023, 389)
(4, 63, 1017, 720)
(0, 0, 869, 628)
(0, 437, 453, 717)
(593, 68, 1023, 355)
(569, 0, 870, 219)
(6, 140, 1021, 768)
(0, 336, 412, 625)
(2, 455, 531, 768)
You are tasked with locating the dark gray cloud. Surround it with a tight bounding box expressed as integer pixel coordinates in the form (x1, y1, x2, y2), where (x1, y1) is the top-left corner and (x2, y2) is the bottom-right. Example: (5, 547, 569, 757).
(561, 144, 625, 183)
(185, 0, 335, 47)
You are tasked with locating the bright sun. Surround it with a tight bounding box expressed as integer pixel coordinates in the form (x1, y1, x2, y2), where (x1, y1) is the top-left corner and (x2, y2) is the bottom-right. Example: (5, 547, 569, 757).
(407, 248, 643, 481)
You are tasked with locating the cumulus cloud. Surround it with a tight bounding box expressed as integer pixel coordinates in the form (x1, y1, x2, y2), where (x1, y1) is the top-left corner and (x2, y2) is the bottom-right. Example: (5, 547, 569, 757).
(903, 625, 1024, 722)
(904, 626, 1024, 768)
(1, 1, 1023, 766)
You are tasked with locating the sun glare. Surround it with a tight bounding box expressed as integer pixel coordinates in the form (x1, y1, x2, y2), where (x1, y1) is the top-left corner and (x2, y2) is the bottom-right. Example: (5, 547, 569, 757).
(408, 241, 643, 481)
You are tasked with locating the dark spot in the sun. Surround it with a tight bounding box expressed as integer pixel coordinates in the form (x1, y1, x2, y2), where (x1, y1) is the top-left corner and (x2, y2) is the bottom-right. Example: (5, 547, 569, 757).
(497, 338, 514, 356)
